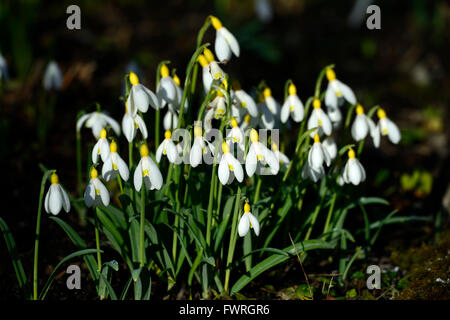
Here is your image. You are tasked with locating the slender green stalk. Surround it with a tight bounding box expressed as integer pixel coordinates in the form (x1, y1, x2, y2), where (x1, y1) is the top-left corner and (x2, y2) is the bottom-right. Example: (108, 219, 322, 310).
(224, 186, 241, 294)
(117, 174, 124, 194)
(213, 182, 223, 227)
(322, 193, 337, 236)
(155, 110, 160, 150)
(128, 142, 133, 169)
(305, 203, 322, 241)
(94, 207, 102, 274)
(206, 166, 218, 246)
(33, 170, 54, 300)
(139, 187, 146, 267)
(254, 176, 263, 203)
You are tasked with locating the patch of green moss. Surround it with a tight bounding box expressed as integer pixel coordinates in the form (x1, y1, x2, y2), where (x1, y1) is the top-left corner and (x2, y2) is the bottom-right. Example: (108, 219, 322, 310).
(390, 229, 450, 300)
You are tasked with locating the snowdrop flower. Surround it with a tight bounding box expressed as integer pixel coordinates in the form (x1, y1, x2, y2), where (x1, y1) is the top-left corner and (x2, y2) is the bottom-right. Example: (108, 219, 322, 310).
(218, 141, 244, 185)
(156, 130, 178, 163)
(351, 104, 377, 142)
(324, 68, 356, 109)
(271, 143, 290, 168)
(43, 60, 63, 91)
(232, 83, 258, 118)
(308, 134, 331, 170)
(134, 144, 163, 191)
(84, 168, 110, 207)
(307, 98, 332, 138)
(92, 128, 110, 164)
(157, 64, 180, 107)
(102, 141, 129, 182)
(245, 129, 279, 176)
(341, 149, 366, 186)
(122, 102, 148, 142)
(199, 49, 226, 94)
(302, 162, 325, 183)
(0, 53, 8, 80)
(262, 87, 280, 118)
(281, 83, 304, 123)
(204, 88, 227, 130)
(238, 202, 260, 237)
(190, 125, 215, 167)
(373, 108, 401, 148)
(323, 136, 338, 160)
(162, 74, 188, 130)
(227, 118, 244, 146)
(210, 16, 240, 63)
(44, 173, 70, 215)
(77, 111, 121, 139)
(256, 99, 275, 129)
(126, 72, 160, 113)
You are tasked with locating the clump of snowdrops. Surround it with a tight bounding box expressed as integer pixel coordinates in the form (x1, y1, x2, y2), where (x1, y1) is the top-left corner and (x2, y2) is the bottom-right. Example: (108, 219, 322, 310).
(1, 15, 411, 300)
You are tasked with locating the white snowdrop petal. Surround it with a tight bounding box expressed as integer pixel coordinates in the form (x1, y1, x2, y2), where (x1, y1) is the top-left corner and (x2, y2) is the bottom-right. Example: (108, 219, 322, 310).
(142, 86, 161, 110)
(76, 114, 91, 132)
(319, 110, 333, 136)
(336, 80, 356, 105)
(308, 110, 319, 137)
(215, 32, 231, 62)
(190, 139, 202, 167)
(163, 110, 173, 131)
(229, 154, 244, 182)
(135, 115, 148, 139)
(122, 114, 136, 143)
(291, 96, 304, 122)
(147, 158, 163, 190)
(245, 145, 257, 177)
(248, 213, 260, 236)
(58, 185, 71, 213)
(280, 100, 290, 123)
(325, 85, 338, 109)
(116, 155, 129, 181)
(264, 148, 279, 175)
(238, 214, 250, 237)
(84, 182, 96, 207)
(310, 144, 324, 169)
(167, 141, 178, 163)
(348, 159, 362, 185)
(92, 141, 100, 164)
(218, 157, 230, 185)
(133, 161, 143, 192)
(386, 119, 401, 144)
(96, 180, 110, 207)
(102, 157, 113, 181)
(221, 27, 240, 57)
(352, 115, 368, 141)
(100, 139, 110, 162)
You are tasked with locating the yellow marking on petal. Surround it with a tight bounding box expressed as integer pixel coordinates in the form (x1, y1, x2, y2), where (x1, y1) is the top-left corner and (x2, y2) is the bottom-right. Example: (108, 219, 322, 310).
(257, 154, 264, 161)
(95, 188, 100, 196)
(356, 104, 364, 115)
(197, 54, 208, 67)
(335, 91, 342, 97)
(377, 108, 387, 119)
(231, 118, 238, 128)
(244, 202, 251, 213)
(288, 83, 297, 95)
(244, 114, 251, 124)
(165, 130, 172, 139)
(214, 72, 223, 80)
(160, 64, 169, 78)
(228, 164, 234, 171)
(143, 169, 149, 176)
(290, 105, 294, 112)
(203, 48, 215, 63)
(222, 142, 230, 154)
(240, 102, 247, 108)
(348, 148, 356, 159)
(314, 134, 320, 143)
(163, 148, 167, 155)
(129, 72, 139, 86)
(250, 129, 259, 142)
(140, 144, 149, 157)
(216, 90, 224, 97)
(318, 119, 323, 126)
(110, 141, 117, 153)
(100, 128, 107, 139)
(194, 126, 202, 137)
(134, 122, 139, 128)
(51, 173, 59, 185)
(210, 16, 223, 30)
(382, 128, 388, 135)
(113, 163, 118, 170)
(326, 68, 336, 81)
(313, 98, 321, 109)
(90, 168, 98, 179)
(263, 87, 272, 98)
(272, 143, 279, 151)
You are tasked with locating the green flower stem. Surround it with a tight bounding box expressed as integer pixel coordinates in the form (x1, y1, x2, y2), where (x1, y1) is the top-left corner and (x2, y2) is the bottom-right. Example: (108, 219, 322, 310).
(190, 16, 211, 96)
(213, 182, 223, 228)
(128, 142, 133, 169)
(155, 109, 160, 150)
(117, 174, 124, 194)
(94, 207, 102, 274)
(322, 192, 337, 237)
(33, 170, 54, 300)
(206, 164, 218, 246)
(254, 176, 263, 203)
(314, 64, 334, 98)
(139, 187, 146, 267)
(224, 186, 241, 294)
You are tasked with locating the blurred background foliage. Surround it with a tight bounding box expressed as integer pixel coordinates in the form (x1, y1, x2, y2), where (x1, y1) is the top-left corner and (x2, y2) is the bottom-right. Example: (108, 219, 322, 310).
(0, 0, 449, 298)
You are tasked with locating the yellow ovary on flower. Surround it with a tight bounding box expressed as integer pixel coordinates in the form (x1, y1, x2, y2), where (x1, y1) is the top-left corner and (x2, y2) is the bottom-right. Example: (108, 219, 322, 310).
(100, 128, 107, 139)
(90, 167, 98, 179)
(129, 72, 139, 86)
(288, 83, 297, 96)
(173, 74, 180, 86)
(165, 130, 172, 139)
(244, 114, 251, 124)
(194, 126, 202, 137)
(110, 141, 117, 153)
(377, 108, 386, 119)
(140, 144, 149, 157)
(198, 54, 208, 67)
(314, 134, 320, 143)
(222, 142, 230, 154)
(231, 118, 238, 128)
(313, 98, 321, 109)
(210, 16, 223, 30)
(216, 90, 224, 98)
(244, 202, 251, 213)
(160, 64, 169, 78)
(250, 129, 259, 142)
(263, 87, 272, 98)
(326, 68, 336, 81)
(348, 148, 356, 159)
(356, 104, 364, 115)
(203, 49, 215, 63)
(51, 173, 59, 185)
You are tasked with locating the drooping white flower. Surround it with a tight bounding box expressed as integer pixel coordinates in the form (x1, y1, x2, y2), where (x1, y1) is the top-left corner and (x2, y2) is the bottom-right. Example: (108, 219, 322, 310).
(256, 100, 275, 129)
(301, 162, 325, 183)
(210, 16, 240, 63)
(351, 104, 377, 142)
(245, 129, 279, 177)
(307, 98, 332, 138)
(373, 108, 401, 148)
(226, 118, 245, 150)
(281, 83, 304, 123)
(44, 173, 70, 215)
(77, 111, 121, 139)
(341, 149, 366, 185)
(218, 142, 244, 185)
(323, 136, 338, 160)
(84, 168, 110, 207)
(122, 102, 148, 143)
(198, 50, 226, 94)
(204, 88, 227, 130)
(156, 130, 179, 163)
(102, 141, 129, 182)
(92, 128, 110, 164)
(190, 125, 215, 167)
(238, 202, 260, 237)
(324, 68, 356, 109)
(326, 105, 343, 129)
(271, 143, 290, 169)
(156, 64, 180, 107)
(262, 87, 280, 119)
(162, 74, 188, 131)
(232, 85, 258, 118)
(43, 60, 63, 91)
(134, 144, 163, 191)
(308, 134, 331, 170)
(126, 72, 160, 113)
(0, 52, 8, 80)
